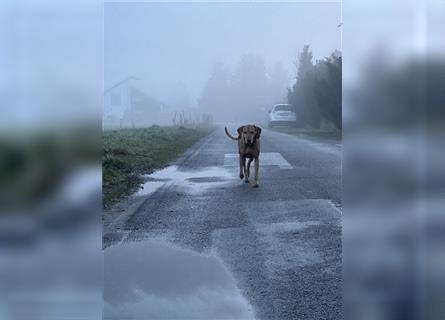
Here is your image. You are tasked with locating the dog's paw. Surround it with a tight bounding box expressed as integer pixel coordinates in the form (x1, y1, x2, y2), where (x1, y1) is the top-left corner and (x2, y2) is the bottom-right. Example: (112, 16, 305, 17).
(239, 174, 244, 179)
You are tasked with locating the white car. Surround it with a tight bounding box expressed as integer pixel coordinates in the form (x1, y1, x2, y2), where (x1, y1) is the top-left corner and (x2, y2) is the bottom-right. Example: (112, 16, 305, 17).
(268, 104, 296, 127)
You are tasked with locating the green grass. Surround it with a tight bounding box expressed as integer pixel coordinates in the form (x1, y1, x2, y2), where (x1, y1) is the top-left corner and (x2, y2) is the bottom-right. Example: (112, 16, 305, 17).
(271, 126, 342, 141)
(102, 126, 213, 209)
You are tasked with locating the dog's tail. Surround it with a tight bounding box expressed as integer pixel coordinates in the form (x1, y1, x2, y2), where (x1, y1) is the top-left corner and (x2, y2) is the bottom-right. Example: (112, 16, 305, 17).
(225, 127, 238, 141)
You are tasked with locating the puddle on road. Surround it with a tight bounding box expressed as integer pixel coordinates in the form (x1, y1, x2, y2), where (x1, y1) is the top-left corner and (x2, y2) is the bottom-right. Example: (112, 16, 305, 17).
(135, 165, 234, 197)
(134, 180, 166, 197)
(104, 239, 254, 320)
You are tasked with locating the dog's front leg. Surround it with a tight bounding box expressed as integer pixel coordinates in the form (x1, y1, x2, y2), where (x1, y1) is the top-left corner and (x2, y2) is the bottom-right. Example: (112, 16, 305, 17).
(239, 156, 244, 180)
(246, 158, 253, 183)
(243, 157, 249, 183)
(253, 157, 259, 187)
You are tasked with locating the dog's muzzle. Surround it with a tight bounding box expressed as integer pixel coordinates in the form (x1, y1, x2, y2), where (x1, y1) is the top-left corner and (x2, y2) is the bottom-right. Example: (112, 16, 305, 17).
(245, 138, 256, 147)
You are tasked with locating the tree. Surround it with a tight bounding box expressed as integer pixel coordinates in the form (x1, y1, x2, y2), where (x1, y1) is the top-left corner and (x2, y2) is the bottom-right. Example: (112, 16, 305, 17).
(268, 63, 289, 104)
(230, 53, 269, 119)
(296, 45, 314, 84)
(288, 45, 322, 128)
(313, 54, 342, 129)
(198, 63, 231, 121)
(199, 54, 291, 122)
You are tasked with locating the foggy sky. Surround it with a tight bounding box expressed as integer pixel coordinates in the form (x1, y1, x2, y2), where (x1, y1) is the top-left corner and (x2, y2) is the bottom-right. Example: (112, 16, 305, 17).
(105, 2, 341, 107)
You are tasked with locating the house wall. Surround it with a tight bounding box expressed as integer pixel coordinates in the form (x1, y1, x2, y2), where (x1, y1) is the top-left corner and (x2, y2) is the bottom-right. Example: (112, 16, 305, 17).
(103, 79, 181, 129)
(103, 83, 130, 128)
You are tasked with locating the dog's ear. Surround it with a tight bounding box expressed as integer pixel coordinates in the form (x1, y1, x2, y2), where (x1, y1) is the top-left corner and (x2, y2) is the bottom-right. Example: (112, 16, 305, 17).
(237, 126, 244, 139)
(255, 126, 262, 138)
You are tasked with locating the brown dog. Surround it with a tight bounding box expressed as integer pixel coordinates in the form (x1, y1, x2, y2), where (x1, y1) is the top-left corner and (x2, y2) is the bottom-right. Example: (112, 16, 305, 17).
(225, 125, 261, 187)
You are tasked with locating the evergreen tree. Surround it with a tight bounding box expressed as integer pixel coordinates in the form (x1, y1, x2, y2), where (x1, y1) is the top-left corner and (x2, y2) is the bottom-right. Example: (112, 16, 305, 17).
(314, 54, 342, 129)
(288, 45, 321, 128)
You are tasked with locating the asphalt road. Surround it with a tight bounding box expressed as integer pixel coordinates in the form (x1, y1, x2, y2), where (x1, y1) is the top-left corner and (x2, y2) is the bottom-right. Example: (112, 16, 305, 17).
(103, 126, 342, 320)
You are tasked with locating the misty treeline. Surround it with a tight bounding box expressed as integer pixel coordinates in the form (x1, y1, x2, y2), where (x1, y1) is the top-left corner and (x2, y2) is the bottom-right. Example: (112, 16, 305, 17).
(198, 54, 288, 122)
(288, 45, 342, 129)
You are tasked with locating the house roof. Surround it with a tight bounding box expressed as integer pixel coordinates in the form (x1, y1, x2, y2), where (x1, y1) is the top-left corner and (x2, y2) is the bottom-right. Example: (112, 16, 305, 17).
(104, 76, 140, 93)
(105, 77, 172, 111)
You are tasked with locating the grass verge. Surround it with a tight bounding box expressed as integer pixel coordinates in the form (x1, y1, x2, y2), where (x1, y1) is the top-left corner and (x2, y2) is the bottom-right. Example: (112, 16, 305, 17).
(103, 126, 213, 209)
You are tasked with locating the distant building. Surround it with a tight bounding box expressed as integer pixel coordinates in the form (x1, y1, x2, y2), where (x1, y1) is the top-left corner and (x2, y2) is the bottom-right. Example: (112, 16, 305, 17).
(103, 77, 170, 129)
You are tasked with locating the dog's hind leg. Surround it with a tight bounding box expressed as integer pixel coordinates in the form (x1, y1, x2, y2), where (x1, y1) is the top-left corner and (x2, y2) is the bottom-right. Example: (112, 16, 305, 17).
(246, 158, 253, 183)
(239, 156, 244, 180)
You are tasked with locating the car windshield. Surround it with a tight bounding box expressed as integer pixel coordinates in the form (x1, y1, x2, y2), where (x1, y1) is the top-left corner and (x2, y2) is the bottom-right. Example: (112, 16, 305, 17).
(274, 105, 292, 112)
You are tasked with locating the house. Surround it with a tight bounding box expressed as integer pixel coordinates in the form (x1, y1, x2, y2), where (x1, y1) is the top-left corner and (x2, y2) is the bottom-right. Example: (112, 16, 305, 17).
(103, 77, 170, 129)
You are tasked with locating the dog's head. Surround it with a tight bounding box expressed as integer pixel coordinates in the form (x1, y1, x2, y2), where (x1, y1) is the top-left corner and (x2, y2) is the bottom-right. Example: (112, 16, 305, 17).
(237, 125, 262, 146)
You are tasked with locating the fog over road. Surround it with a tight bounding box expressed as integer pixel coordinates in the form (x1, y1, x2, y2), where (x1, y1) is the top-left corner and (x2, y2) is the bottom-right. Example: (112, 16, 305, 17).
(103, 127, 342, 320)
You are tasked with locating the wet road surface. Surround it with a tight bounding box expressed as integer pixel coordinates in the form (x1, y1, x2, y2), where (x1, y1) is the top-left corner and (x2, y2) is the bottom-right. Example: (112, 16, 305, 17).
(103, 126, 342, 320)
